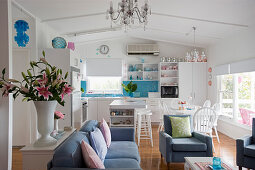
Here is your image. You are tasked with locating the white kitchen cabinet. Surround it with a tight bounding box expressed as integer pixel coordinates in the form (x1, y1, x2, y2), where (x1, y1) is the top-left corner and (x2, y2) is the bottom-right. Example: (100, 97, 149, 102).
(70, 50, 80, 69)
(179, 63, 193, 102)
(192, 63, 207, 106)
(147, 98, 161, 122)
(97, 99, 113, 122)
(87, 98, 115, 122)
(88, 99, 98, 121)
(179, 62, 207, 106)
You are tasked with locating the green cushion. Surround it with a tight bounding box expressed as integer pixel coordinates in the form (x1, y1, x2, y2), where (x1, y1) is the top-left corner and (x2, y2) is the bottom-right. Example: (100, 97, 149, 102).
(169, 116, 192, 138)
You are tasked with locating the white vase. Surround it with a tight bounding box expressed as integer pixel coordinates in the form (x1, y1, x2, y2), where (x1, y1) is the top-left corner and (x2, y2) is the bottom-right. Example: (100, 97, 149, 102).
(54, 119, 59, 132)
(33, 101, 57, 147)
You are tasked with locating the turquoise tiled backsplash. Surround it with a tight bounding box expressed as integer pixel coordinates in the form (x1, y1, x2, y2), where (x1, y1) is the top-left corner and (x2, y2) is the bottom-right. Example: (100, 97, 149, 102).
(122, 81, 159, 97)
(81, 80, 159, 98)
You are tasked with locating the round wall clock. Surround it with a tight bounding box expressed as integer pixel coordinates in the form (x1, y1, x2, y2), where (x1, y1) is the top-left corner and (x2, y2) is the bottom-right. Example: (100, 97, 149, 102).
(99, 45, 109, 55)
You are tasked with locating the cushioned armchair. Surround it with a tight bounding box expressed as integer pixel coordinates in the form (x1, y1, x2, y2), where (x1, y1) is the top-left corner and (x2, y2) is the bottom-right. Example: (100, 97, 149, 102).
(236, 118, 255, 169)
(159, 115, 213, 166)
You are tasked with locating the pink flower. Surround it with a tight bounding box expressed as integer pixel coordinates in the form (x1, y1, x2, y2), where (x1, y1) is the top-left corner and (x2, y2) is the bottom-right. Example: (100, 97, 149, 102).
(63, 84, 73, 95)
(59, 84, 73, 102)
(36, 86, 52, 100)
(38, 73, 48, 85)
(54, 111, 64, 119)
(1, 83, 14, 97)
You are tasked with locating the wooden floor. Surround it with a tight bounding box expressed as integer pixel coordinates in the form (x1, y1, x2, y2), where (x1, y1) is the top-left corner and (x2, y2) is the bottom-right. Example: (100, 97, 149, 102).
(12, 126, 237, 170)
(138, 125, 237, 170)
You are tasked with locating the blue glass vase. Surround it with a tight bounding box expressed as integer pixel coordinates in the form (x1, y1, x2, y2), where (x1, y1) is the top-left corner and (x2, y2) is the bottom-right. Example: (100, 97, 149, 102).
(213, 157, 221, 169)
(52, 37, 67, 48)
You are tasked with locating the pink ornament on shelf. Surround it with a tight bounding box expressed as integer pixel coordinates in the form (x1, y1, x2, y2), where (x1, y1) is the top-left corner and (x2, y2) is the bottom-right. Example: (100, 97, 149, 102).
(67, 42, 75, 51)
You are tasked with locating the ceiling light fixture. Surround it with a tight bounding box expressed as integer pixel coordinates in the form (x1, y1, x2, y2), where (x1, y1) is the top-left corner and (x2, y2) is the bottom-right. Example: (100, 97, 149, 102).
(185, 27, 206, 62)
(106, 0, 151, 31)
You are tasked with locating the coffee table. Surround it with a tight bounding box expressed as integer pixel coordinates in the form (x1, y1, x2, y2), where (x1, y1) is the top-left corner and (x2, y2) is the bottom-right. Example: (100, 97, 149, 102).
(184, 157, 236, 170)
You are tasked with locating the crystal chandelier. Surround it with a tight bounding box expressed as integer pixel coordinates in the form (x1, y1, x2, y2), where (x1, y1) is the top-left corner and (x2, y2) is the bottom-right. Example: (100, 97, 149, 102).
(106, 0, 151, 30)
(186, 27, 206, 62)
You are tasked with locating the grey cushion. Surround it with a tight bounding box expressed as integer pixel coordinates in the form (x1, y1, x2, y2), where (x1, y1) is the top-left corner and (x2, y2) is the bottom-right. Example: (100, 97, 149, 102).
(106, 141, 140, 162)
(79, 120, 99, 132)
(244, 144, 255, 157)
(172, 137, 207, 152)
(104, 158, 140, 169)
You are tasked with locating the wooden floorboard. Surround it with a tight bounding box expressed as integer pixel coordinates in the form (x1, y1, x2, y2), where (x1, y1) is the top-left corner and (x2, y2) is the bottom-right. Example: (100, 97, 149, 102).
(12, 126, 237, 170)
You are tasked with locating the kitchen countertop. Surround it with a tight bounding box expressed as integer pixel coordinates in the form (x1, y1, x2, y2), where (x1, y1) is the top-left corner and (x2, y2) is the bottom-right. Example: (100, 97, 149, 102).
(109, 99, 146, 109)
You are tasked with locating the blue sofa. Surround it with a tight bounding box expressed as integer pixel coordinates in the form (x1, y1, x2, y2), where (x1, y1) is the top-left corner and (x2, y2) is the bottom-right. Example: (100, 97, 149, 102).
(236, 118, 255, 169)
(47, 120, 141, 170)
(159, 115, 213, 165)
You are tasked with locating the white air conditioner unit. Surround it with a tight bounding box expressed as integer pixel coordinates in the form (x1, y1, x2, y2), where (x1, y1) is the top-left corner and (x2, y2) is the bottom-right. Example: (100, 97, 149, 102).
(127, 44, 159, 56)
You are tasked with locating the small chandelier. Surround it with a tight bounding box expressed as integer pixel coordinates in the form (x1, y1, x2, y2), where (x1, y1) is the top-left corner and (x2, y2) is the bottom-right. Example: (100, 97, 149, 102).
(185, 27, 207, 62)
(106, 0, 151, 30)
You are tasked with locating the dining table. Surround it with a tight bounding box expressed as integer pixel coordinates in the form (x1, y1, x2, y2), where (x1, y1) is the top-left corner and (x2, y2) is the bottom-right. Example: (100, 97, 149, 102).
(168, 105, 201, 116)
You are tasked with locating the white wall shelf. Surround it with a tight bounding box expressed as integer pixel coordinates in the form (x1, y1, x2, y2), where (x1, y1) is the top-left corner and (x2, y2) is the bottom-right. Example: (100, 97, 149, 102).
(127, 63, 159, 81)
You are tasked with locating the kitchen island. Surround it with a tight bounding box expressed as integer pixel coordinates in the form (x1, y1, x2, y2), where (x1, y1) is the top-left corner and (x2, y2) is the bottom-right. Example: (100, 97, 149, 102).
(109, 99, 146, 127)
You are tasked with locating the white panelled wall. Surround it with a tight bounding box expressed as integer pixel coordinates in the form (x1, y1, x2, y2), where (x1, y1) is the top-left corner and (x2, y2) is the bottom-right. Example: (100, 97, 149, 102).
(208, 25, 255, 139)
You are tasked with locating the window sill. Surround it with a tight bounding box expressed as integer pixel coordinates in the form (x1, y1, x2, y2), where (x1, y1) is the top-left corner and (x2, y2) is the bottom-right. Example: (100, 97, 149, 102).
(219, 115, 252, 131)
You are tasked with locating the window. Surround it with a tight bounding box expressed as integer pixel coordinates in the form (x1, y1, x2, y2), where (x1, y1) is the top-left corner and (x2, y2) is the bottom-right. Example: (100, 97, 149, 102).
(219, 74, 234, 117)
(218, 72, 255, 126)
(87, 77, 122, 94)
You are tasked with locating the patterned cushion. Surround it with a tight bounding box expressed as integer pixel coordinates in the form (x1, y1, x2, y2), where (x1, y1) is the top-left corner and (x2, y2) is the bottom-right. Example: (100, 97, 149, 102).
(169, 116, 192, 138)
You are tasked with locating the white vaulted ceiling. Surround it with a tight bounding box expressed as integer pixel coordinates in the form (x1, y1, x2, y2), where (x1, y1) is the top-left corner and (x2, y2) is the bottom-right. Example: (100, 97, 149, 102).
(14, 0, 255, 47)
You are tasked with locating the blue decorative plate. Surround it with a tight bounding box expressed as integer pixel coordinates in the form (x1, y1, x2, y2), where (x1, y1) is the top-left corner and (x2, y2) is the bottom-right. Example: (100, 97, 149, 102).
(52, 37, 67, 48)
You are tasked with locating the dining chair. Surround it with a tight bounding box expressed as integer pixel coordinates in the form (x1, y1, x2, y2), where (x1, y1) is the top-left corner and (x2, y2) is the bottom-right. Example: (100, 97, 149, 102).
(212, 103, 220, 143)
(203, 100, 211, 107)
(193, 107, 217, 152)
(158, 101, 165, 132)
(158, 101, 170, 132)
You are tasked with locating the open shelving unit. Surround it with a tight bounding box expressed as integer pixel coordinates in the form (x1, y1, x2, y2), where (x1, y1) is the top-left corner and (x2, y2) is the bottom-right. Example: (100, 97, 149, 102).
(109, 109, 135, 127)
(127, 63, 159, 81)
(160, 62, 179, 86)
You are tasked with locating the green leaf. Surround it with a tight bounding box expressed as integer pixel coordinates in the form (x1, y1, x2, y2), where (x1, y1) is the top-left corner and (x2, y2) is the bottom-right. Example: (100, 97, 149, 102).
(60, 69, 62, 75)
(45, 67, 50, 76)
(27, 70, 32, 77)
(64, 72, 68, 79)
(22, 97, 29, 102)
(2, 68, 6, 78)
(30, 62, 34, 68)
(22, 72, 29, 83)
(81, 87, 85, 93)
(42, 51, 45, 58)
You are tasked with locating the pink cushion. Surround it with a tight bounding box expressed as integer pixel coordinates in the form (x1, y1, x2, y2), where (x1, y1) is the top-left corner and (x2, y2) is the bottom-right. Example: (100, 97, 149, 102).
(81, 140, 105, 169)
(100, 119, 111, 148)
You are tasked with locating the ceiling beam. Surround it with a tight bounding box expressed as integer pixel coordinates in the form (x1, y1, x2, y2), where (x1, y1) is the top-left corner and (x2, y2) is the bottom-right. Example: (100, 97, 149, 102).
(152, 12, 249, 28)
(41, 12, 105, 22)
(41, 10, 249, 28)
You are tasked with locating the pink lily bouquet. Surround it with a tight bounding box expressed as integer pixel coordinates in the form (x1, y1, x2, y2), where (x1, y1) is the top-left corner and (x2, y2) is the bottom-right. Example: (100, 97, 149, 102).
(0, 51, 73, 106)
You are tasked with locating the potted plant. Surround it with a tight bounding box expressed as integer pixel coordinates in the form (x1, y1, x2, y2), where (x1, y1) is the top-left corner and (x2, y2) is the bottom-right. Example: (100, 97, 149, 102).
(122, 81, 137, 97)
(0, 51, 73, 147)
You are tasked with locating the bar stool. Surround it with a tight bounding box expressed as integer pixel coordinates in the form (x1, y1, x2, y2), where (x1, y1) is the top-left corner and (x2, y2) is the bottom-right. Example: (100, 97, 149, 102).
(136, 109, 153, 147)
(134, 108, 151, 133)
